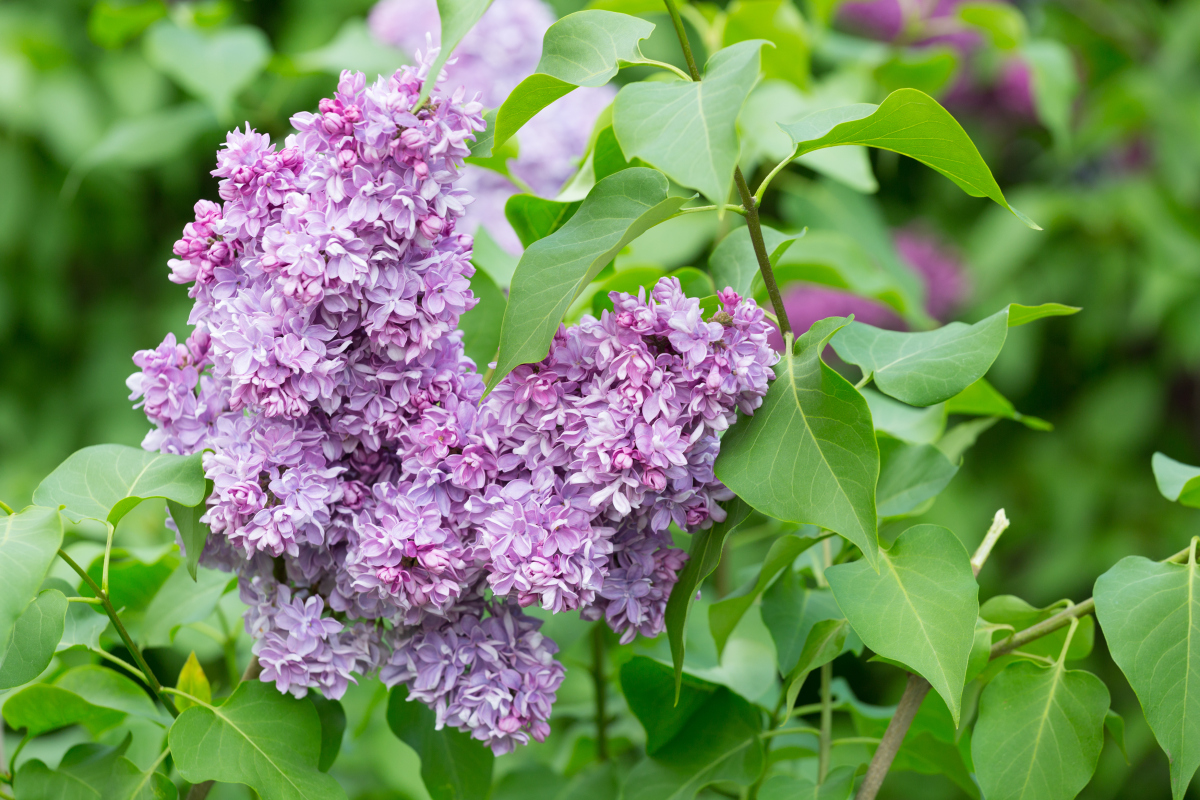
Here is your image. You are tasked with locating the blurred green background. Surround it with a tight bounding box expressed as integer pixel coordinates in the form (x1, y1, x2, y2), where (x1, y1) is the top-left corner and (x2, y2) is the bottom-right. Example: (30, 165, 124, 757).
(2, 0, 1200, 797)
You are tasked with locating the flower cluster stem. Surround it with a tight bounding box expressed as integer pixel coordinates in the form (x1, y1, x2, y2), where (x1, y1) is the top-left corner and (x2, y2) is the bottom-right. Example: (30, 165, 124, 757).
(56, 549, 178, 718)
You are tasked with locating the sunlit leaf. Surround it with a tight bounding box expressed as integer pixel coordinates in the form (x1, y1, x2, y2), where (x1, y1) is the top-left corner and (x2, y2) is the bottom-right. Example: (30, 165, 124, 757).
(169, 680, 348, 800)
(1151, 452, 1200, 507)
(174, 652, 211, 713)
(826, 524, 978, 723)
(34, 445, 206, 525)
(1094, 552, 1200, 799)
(614, 41, 766, 206)
(4, 665, 162, 737)
(715, 317, 880, 568)
(778, 89, 1040, 228)
(418, 0, 495, 106)
(15, 736, 178, 800)
(0, 588, 67, 689)
(0, 506, 64, 663)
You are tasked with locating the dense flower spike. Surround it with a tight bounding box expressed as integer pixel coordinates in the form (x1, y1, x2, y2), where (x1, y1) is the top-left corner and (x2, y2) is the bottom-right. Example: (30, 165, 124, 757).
(369, 0, 615, 252)
(129, 53, 775, 752)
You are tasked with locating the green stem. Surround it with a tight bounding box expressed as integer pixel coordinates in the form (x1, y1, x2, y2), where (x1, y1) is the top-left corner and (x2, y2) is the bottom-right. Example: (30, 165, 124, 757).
(0, 501, 12, 515)
(57, 549, 178, 718)
(662, 0, 702, 80)
(754, 147, 799, 206)
(101, 522, 115, 595)
(68, 596, 103, 604)
(640, 58, 694, 81)
(89, 646, 146, 682)
(661, 0, 793, 337)
(592, 623, 609, 761)
(759, 725, 821, 739)
(818, 662, 833, 782)
(854, 372, 873, 391)
(673, 204, 747, 217)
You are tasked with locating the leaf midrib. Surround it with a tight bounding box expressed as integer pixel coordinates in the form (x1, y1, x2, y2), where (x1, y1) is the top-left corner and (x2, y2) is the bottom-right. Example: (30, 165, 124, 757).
(201, 703, 312, 798)
(883, 553, 951, 694)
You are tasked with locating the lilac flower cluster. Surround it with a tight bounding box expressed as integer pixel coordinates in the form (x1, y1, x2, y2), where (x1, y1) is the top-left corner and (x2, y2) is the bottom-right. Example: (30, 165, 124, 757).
(370, 0, 615, 253)
(129, 55, 776, 754)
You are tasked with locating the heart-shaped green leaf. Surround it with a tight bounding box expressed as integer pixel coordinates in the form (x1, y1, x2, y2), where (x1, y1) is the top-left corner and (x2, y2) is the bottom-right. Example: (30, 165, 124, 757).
(494, 10, 656, 146)
(1094, 551, 1200, 799)
(762, 569, 862, 675)
(169, 680, 348, 800)
(826, 524, 978, 723)
(387, 684, 494, 800)
(0, 588, 67, 689)
(144, 21, 270, 119)
(174, 652, 211, 714)
(972, 660, 1109, 800)
(15, 736, 178, 800)
(1151, 452, 1200, 507)
(34, 445, 206, 526)
(778, 88, 1039, 228)
(487, 168, 687, 391)
(715, 317, 880, 568)
(614, 40, 767, 206)
(832, 303, 1079, 407)
(142, 564, 233, 648)
(0, 506, 64, 661)
(665, 498, 751, 701)
(4, 665, 163, 737)
(781, 618, 849, 713)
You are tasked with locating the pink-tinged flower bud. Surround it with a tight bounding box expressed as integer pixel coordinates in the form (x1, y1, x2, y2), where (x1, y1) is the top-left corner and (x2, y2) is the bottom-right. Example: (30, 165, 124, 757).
(686, 507, 708, 527)
(419, 215, 444, 239)
(341, 479, 368, 509)
(322, 112, 345, 134)
(400, 128, 426, 149)
(642, 468, 667, 492)
(318, 97, 338, 114)
(613, 448, 634, 471)
(412, 160, 429, 178)
(194, 199, 222, 224)
(498, 716, 523, 733)
(208, 241, 232, 267)
(232, 165, 255, 184)
(342, 104, 362, 123)
(337, 149, 358, 170)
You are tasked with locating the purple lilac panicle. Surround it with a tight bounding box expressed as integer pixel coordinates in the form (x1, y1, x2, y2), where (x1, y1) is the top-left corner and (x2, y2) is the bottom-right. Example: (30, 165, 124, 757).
(369, 0, 616, 253)
(129, 54, 776, 752)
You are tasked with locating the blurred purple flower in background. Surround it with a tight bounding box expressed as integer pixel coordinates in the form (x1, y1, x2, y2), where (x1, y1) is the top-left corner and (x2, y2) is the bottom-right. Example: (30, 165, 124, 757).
(370, 0, 616, 252)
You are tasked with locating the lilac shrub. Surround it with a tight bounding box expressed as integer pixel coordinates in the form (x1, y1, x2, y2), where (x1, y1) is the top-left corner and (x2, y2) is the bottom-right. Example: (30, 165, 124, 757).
(128, 55, 775, 753)
(369, 0, 616, 253)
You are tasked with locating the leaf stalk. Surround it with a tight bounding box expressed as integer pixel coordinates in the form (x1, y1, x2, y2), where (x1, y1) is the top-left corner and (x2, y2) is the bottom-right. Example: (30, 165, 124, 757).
(56, 548, 179, 718)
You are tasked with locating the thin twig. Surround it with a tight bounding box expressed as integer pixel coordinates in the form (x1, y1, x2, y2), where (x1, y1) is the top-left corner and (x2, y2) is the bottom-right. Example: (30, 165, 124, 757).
(855, 674, 931, 800)
(0, 500, 12, 515)
(733, 169, 793, 339)
(57, 549, 178, 718)
(662, 0, 703, 80)
(971, 509, 1010, 577)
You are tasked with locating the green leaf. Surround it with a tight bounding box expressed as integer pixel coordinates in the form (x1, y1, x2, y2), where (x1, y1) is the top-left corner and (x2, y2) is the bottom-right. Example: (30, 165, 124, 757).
(874, 47, 959, 96)
(33, 445, 206, 526)
(169, 680, 348, 800)
(980, 595, 1094, 663)
(49, 577, 109, 652)
(1094, 552, 1200, 799)
(724, 0, 809, 89)
(876, 434, 958, 518)
(614, 41, 766, 206)
(290, 18, 408, 81)
(665, 498, 751, 701)
(167, 479, 212, 580)
(0, 506, 64, 666)
(418, 0, 495, 106)
(709, 533, 821, 657)
(778, 89, 1039, 228)
(781, 618, 849, 713)
(4, 665, 162, 737)
(494, 10, 656, 147)
(832, 303, 1078, 407)
(762, 570, 862, 674)
(1106, 709, 1129, 763)
(174, 652, 211, 713)
(312, 694, 346, 772)
(487, 168, 687, 391)
(459, 268, 506, 370)
(972, 660, 1109, 800)
(142, 565, 230, 648)
(826, 524, 978, 723)
(591, 266, 667, 316)
(1024, 39, 1079, 148)
(1151, 453, 1200, 507)
(621, 656, 764, 800)
(387, 684, 494, 800)
(715, 317, 880, 568)
(862, 389, 946, 444)
(758, 766, 856, 800)
(957, 2, 1027, 49)
(88, 0, 167, 50)
(470, 225, 519, 287)
(15, 737, 178, 800)
(709, 225, 792, 297)
(0, 588, 67, 689)
(945, 378, 1051, 430)
(143, 21, 271, 119)
(504, 194, 583, 249)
